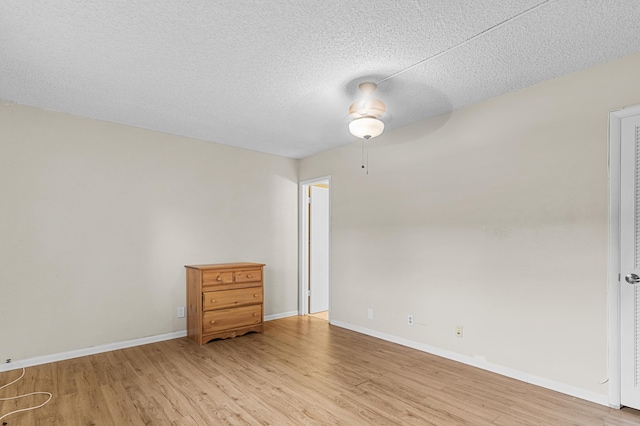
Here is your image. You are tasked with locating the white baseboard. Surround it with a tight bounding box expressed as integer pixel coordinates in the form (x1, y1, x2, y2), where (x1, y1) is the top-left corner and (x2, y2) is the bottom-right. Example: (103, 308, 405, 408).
(0, 312, 300, 374)
(0, 330, 187, 373)
(265, 310, 299, 321)
(329, 320, 608, 407)
(4, 317, 604, 407)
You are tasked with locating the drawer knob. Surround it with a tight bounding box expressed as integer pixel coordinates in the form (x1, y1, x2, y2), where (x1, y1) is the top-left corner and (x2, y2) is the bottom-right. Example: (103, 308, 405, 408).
(210, 320, 216, 324)
(216, 275, 222, 281)
(253, 313, 257, 316)
(253, 294, 258, 298)
(247, 274, 252, 278)
(211, 299, 216, 303)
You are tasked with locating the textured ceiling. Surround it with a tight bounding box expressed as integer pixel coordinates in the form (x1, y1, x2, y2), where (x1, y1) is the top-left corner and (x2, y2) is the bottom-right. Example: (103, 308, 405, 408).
(1, 1, 639, 159)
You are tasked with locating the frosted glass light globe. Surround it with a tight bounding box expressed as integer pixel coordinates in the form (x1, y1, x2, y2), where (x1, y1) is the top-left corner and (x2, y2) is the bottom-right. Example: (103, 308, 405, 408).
(348, 117, 384, 140)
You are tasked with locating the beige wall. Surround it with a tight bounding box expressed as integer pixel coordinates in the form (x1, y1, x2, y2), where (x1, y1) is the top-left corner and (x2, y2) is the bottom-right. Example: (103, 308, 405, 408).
(300, 53, 640, 396)
(0, 104, 298, 361)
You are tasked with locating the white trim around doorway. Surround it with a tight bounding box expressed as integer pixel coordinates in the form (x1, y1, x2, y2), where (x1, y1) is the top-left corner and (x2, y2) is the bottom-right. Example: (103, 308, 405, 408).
(299, 176, 331, 318)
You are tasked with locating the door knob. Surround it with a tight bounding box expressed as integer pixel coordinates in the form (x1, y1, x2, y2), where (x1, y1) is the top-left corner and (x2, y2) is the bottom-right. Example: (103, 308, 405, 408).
(625, 273, 640, 284)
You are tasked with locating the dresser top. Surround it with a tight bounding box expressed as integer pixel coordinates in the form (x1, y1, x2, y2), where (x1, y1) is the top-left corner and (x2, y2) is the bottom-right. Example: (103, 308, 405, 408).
(185, 262, 265, 270)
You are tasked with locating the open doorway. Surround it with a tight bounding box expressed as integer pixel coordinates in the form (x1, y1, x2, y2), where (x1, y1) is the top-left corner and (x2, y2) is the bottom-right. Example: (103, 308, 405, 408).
(299, 177, 330, 321)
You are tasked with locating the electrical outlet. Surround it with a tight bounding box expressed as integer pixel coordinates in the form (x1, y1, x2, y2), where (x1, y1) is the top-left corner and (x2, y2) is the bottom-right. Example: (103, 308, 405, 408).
(177, 306, 185, 318)
(455, 325, 463, 338)
(408, 315, 414, 326)
(367, 308, 374, 320)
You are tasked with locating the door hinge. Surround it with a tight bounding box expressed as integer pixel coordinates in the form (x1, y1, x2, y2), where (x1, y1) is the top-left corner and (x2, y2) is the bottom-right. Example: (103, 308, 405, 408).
(307, 290, 311, 297)
(307, 197, 311, 204)
(618, 273, 621, 282)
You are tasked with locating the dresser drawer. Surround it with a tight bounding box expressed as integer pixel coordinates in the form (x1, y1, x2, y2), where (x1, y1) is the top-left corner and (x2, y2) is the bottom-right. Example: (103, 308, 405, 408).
(235, 269, 262, 283)
(203, 287, 262, 311)
(203, 305, 262, 334)
(202, 270, 233, 285)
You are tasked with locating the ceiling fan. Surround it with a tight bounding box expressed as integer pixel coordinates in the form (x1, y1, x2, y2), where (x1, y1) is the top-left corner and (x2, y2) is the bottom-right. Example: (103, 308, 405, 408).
(348, 82, 386, 140)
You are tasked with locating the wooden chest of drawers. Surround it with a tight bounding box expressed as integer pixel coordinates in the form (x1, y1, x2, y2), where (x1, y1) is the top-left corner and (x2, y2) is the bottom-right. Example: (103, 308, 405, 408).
(185, 262, 265, 345)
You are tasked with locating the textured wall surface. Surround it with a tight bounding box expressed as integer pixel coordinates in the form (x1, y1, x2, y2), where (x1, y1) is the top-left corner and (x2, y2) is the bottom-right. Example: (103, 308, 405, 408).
(0, 104, 299, 361)
(299, 53, 640, 397)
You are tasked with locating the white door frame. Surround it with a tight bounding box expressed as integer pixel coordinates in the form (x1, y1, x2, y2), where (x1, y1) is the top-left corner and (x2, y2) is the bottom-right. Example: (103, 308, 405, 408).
(299, 176, 331, 317)
(608, 104, 640, 408)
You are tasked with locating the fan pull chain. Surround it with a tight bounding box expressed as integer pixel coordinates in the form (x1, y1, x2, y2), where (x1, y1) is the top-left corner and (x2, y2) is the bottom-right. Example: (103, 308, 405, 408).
(361, 139, 369, 175)
(366, 141, 369, 175)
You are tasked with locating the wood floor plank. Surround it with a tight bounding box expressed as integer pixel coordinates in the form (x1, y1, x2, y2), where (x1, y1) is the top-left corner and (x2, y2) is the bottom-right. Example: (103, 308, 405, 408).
(1, 316, 639, 425)
(100, 382, 146, 425)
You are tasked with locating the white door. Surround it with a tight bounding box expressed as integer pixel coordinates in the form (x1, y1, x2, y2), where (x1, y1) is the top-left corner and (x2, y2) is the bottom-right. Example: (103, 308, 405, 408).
(309, 185, 329, 313)
(621, 113, 640, 410)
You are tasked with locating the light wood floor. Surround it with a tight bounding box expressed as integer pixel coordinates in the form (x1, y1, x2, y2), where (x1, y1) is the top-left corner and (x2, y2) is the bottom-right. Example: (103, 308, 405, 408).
(308, 311, 328, 321)
(1, 316, 639, 425)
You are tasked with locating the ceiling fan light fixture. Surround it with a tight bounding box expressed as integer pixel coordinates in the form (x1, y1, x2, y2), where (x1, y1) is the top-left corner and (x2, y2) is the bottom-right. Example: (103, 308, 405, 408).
(348, 116, 385, 140)
(348, 82, 386, 140)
